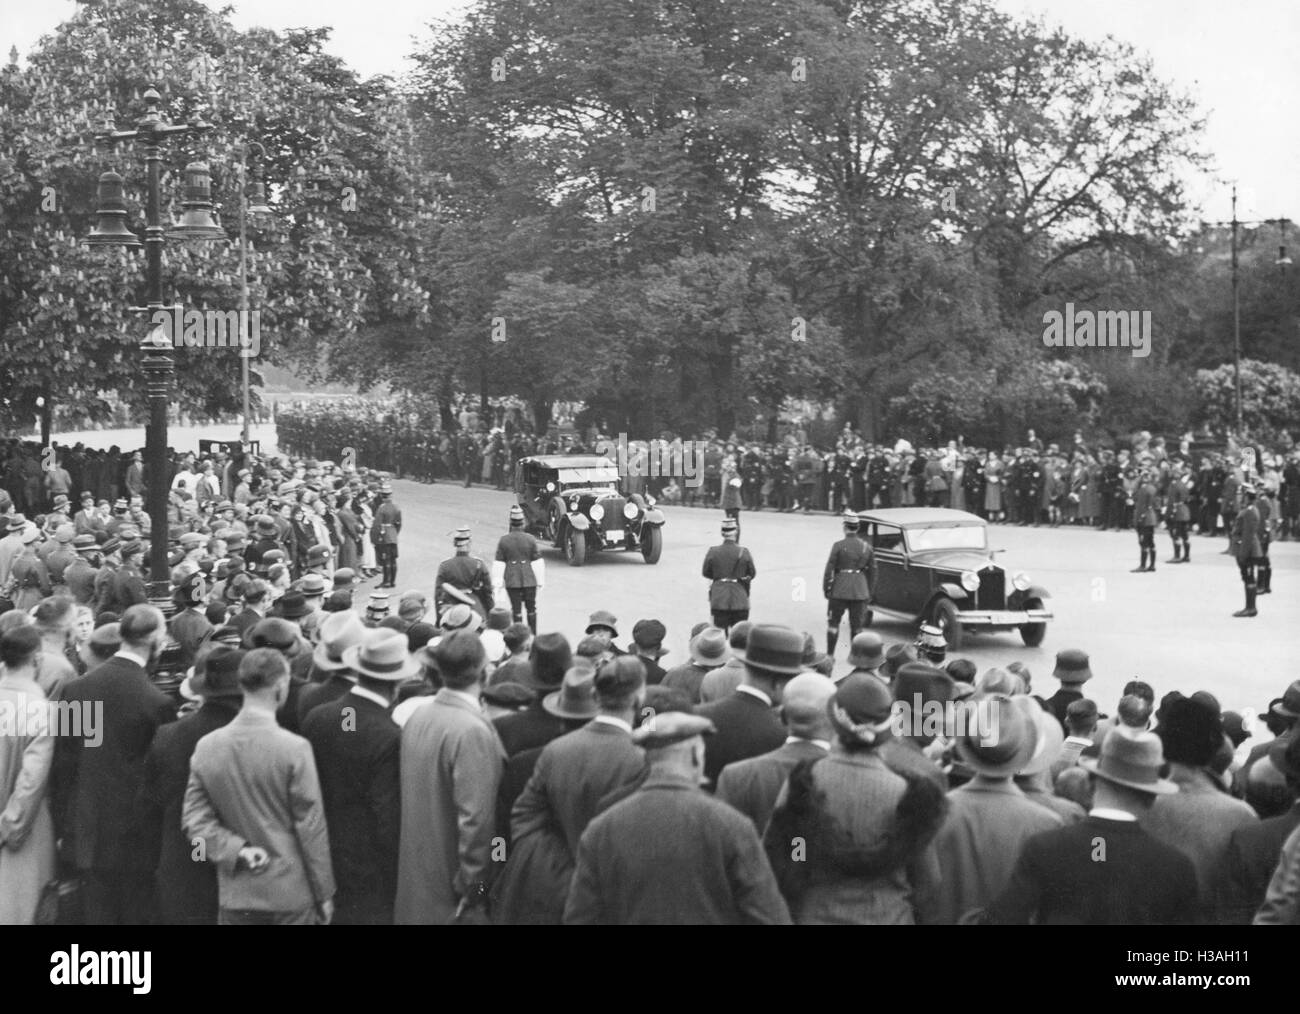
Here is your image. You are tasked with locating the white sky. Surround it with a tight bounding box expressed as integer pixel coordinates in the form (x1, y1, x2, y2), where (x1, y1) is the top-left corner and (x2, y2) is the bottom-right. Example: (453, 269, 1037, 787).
(4, 0, 1296, 223)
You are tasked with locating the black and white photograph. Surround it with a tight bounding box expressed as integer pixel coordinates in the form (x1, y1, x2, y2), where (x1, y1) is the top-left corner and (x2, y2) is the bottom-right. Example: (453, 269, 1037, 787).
(0, 0, 1296, 988)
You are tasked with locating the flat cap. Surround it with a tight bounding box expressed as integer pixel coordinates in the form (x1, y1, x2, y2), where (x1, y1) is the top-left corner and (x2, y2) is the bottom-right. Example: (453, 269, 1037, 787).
(632, 711, 715, 749)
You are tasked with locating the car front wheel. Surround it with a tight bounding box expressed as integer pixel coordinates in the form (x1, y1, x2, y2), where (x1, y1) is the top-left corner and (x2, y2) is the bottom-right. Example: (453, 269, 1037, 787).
(565, 527, 587, 566)
(931, 598, 963, 651)
(1020, 597, 1046, 647)
(641, 525, 662, 564)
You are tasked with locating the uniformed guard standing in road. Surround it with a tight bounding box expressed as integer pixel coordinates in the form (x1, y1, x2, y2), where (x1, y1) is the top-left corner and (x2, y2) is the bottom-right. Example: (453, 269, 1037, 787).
(372, 482, 402, 589)
(435, 525, 495, 621)
(1231, 485, 1262, 617)
(493, 505, 545, 633)
(1255, 483, 1275, 596)
(1130, 467, 1159, 573)
(822, 509, 873, 660)
(1165, 460, 1192, 564)
(701, 517, 755, 634)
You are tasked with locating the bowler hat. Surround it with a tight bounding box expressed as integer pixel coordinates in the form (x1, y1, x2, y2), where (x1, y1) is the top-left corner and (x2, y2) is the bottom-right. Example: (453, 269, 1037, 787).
(1272, 681, 1300, 719)
(1053, 649, 1092, 685)
(343, 627, 420, 681)
(1080, 726, 1178, 795)
(312, 610, 367, 672)
(527, 633, 572, 692)
(273, 591, 310, 620)
(543, 666, 600, 720)
(734, 624, 805, 678)
(482, 682, 534, 709)
(334, 568, 359, 587)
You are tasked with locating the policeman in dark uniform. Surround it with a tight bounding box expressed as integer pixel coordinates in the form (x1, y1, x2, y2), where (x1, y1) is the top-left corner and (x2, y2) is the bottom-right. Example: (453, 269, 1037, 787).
(435, 525, 494, 621)
(822, 510, 873, 659)
(1256, 484, 1275, 595)
(493, 504, 544, 632)
(1017, 451, 1043, 526)
(1231, 485, 1262, 617)
(866, 447, 890, 509)
(701, 517, 755, 633)
(1130, 467, 1159, 573)
(1164, 460, 1192, 563)
(1099, 451, 1123, 530)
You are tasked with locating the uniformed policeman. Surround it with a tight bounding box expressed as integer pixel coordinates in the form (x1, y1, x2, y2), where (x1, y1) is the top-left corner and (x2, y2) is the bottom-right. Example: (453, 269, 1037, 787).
(492, 504, 545, 633)
(701, 517, 755, 633)
(1165, 461, 1192, 564)
(1231, 485, 1262, 617)
(1256, 483, 1275, 595)
(822, 509, 873, 659)
(435, 525, 494, 621)
(1130, 467, 1159, 573)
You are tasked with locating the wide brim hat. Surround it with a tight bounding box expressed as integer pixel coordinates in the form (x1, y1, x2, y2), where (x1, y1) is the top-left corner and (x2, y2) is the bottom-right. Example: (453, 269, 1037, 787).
(313, 611, 367, 672)
(1079, 727, 1178, 795)
(5, 514, 28, 532)
(183, 646, 246, 701)
(585, 610, 619, 638)
(542, 667, 599, 720)
(733, 624, 805, 677)
(72, 534, 98, 553)
(341, 628, 421, 681)
(1016, 696, 1064, 777)
(1272, 681, 1300, 719)
(19, 526, 42, 544)
(689, 627, 729, 668)
(955, 694, 1039, 777)
(274, 592, 311, 620)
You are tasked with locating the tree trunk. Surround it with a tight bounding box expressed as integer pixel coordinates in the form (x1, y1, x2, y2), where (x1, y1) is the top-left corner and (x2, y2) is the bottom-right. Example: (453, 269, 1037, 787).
(39, 393, 52, 447)
(532, 398, 553, 434)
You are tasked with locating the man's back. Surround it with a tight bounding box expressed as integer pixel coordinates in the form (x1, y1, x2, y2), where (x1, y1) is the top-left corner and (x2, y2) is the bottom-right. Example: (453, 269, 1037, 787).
(695, 690, 785, 788)
(564, 774, 791, 925)
(184, 710, 334, 913)
(716, 739, 827, 832)
(988, 816, 1198, 924)
(1221, 804, 1300, 924)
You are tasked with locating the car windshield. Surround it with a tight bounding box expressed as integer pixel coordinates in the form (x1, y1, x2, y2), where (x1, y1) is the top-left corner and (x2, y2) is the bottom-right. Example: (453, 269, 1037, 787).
(905, 524, 987, 552)
(557, 466, 621, 485)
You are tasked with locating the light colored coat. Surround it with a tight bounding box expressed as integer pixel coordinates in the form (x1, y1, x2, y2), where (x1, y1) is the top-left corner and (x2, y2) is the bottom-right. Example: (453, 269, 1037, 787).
(0, 675, 56, 924)
(396, 688, 505, 924)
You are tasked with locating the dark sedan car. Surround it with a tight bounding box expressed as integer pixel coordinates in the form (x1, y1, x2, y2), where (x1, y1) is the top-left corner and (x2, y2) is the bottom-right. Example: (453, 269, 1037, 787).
(514, 455, 665, 566)
(857, 507, 1053, 649)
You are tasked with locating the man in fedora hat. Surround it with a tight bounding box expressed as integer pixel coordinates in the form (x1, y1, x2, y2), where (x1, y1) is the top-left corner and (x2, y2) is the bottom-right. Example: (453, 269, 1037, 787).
(663, 626, 729, 704)
(493, 504, 544, 634)
(880, 662, 953, 790)
(435, 526, 494, 621)
(184, 648, 336, 925)
(141, 645, 246, 924)
(107, 538, 147, 614)
(494, 656, 648, 924)
(701, 517, 755, 635)
(932, 695, 1065, 924)
(1234, 681, 1300, 813)
(700, 621, 753, 704)
(564, 711, 791, 924)
(494, 636, 581, 759)
(303, 628, 415, 924)
(1224, 735, 1300, 923)
(822, 510, 873, 659)
(696, 623, 805, 790)
(1143, 696, 1258, 922)
(371, 483, 402, 590)
(1044, 649, 1092, 732)
(987, 726, 1197, 924)
(296, 610, 367, 724)
(64, 534, 101, 607)
(228, 579, 271, 640)
(717, 671, 836, 832)
(0, 514, 29, 589)
(397, 630, 505, 925)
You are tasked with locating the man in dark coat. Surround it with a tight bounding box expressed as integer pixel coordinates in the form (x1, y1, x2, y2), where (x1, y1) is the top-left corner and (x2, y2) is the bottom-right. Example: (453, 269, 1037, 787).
(1231, 485, 1262, 618)
(140, 646, 244, 924)
(701, 517, 755, 633)
(302, 627, 408, 924)
(695, 624, 803, 790)
(822, 510, 872, 659)
(563, 712, 791, 925)
(371, 483, 402, 590)
(1165, 461, 1192, 563)
(715, 672, 834, 832)
(987, 727, 1198, 924)
(492, 633, 574, 757)
(435, 527, 494, 620)
(1130, 466, 1159, 572)
(1043, 649, 1092, 733)
(51, 604, 177, 924)
(493, 505, 544, 633)
(1222, 735, 1300, 922)
(295, 610, 366, 725)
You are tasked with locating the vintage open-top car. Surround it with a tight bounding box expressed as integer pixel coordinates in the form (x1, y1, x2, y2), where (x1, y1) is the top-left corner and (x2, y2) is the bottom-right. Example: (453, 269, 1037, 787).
(857, 508, 1053, 649)
(514, 455, 666, 566)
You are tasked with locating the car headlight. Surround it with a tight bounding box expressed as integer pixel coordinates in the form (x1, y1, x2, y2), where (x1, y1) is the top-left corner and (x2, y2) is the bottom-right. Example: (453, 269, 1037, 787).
(546, 482, 556, 492)
(589, 503, 605, 521)
(623, 502, 638, 520)
(1012, 571, 1030, 591)
(960, 570, 981, 592)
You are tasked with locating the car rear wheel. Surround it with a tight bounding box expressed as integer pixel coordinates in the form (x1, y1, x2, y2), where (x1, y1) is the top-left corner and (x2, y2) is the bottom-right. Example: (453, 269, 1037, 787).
(641, 525, 662, 564)
(931, 598, 963, 651)
(1020, 597, 1046, 647)
(565, 527, 587, 567)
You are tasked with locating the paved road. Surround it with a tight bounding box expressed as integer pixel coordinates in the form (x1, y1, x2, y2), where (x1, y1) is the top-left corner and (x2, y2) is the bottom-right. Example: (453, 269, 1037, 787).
(50, 424, 1297, 732)
(385, 476, 1297, 731)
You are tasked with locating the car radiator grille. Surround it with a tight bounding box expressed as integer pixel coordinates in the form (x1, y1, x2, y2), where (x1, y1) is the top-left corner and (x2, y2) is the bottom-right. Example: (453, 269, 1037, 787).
(977, 566, 1005, 610)
(601, 497, 627, 532)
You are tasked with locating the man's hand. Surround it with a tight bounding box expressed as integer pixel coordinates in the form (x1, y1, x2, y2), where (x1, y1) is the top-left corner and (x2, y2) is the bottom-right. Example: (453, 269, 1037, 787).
(238, 845, 270, 873)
